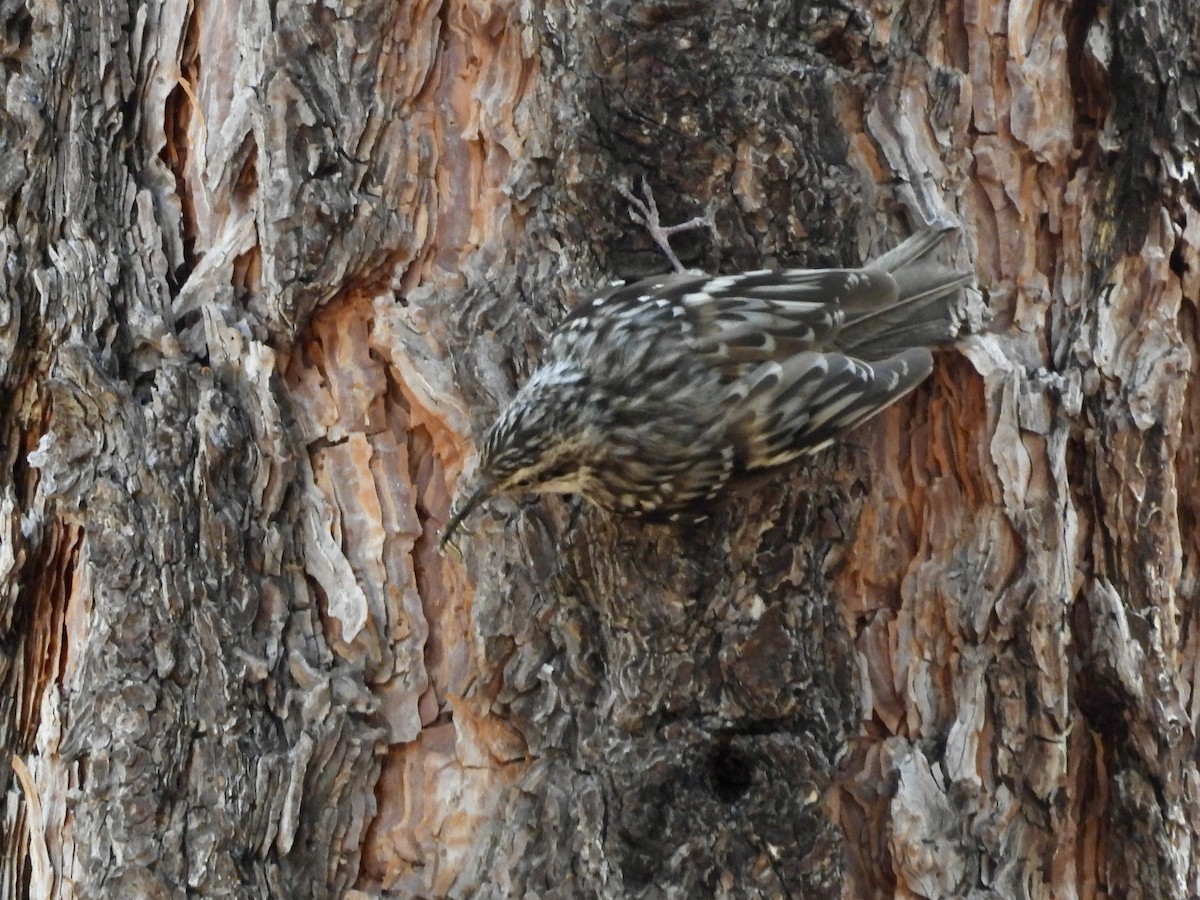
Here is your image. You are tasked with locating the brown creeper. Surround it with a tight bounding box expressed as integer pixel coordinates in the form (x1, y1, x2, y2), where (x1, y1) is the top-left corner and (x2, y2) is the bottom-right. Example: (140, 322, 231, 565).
(441, 225, 971, 548)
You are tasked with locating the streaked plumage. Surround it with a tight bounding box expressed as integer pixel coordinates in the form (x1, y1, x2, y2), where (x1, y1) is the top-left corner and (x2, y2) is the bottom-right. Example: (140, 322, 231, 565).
(441, 226, 971, 547)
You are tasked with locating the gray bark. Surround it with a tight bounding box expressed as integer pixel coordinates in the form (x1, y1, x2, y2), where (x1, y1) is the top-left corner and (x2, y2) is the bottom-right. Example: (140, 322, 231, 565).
(1, 0, 1198, 897)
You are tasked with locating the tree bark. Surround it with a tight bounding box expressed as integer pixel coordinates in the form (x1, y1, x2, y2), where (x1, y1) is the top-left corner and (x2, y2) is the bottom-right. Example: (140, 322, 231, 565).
(2, 0, 1199, 897)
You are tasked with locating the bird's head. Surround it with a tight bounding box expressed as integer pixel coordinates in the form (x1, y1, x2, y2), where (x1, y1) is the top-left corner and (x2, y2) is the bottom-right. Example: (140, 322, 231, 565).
(439, 364, 595, 550)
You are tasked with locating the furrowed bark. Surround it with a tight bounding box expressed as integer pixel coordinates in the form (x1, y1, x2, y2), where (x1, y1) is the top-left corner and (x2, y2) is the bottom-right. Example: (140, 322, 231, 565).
(1, 0, 1197, 897)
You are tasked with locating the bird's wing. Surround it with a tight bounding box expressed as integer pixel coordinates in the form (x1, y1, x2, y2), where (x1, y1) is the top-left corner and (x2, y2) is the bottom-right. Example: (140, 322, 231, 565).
(725, 347, 933, 470)
(559, 269, 897, 367)
(560, 225, 969, 365)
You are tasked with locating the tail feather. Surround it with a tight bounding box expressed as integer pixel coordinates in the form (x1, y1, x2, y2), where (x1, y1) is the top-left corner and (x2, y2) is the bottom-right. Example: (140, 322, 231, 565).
(836, 226, 970, 359)
(866, 225, 954, 272)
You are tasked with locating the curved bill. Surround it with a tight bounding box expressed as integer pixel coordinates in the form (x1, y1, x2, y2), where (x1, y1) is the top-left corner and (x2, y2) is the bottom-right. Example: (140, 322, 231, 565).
(439, 481, 494, 552)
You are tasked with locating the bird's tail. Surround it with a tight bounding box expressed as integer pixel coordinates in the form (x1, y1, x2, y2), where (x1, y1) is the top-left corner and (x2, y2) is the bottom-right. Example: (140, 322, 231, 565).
(837, 226, 972, 360)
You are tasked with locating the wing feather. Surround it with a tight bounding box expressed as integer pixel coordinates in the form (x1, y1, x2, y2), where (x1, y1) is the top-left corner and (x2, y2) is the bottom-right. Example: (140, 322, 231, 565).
(728, 349, 933, 470)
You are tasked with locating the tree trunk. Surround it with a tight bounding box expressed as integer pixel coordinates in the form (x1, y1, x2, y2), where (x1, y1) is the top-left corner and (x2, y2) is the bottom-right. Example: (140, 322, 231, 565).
(2, 0, 1198, 897)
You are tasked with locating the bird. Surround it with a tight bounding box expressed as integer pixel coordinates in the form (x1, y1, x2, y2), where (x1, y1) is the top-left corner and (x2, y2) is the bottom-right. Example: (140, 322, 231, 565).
(440, 196, 971, 550)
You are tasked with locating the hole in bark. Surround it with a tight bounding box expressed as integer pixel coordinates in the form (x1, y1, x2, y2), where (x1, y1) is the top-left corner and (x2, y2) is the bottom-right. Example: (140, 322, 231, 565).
(1, 8, 32, 62)
(233, 141, 259, 205)
(159, 8, 202, 281)
(706, 739, 754, 803)
(814, 30, 855, 69)
(1169, 243, 1187, 278)
(232, 246, 261, 302)
(175, 308, 203, 335)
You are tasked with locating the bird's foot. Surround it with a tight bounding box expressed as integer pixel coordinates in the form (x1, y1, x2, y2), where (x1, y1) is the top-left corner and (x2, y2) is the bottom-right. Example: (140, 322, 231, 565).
(617, 177, 712, 273)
